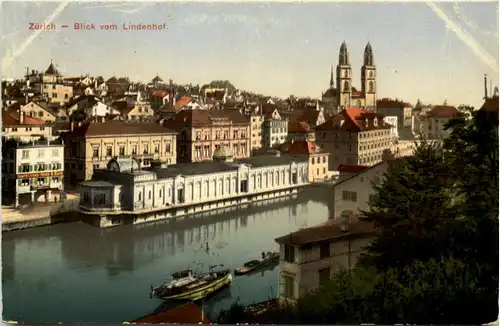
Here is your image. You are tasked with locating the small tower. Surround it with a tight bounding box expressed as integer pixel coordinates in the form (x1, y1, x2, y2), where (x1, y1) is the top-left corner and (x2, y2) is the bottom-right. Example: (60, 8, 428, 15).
(336, 41, 352, 110)
(361, 42, 377, 111)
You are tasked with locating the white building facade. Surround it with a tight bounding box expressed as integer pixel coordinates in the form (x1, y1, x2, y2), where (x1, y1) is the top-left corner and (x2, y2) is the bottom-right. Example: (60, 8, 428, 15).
(79, 149, 309, 226)
(383, 116, 399, 140)
(2, 139, 65, 207)
(262, 109, 288, 148)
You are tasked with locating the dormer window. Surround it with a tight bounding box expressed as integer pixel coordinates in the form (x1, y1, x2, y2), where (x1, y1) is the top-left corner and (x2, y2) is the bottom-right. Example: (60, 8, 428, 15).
(374, 119, 378, 126)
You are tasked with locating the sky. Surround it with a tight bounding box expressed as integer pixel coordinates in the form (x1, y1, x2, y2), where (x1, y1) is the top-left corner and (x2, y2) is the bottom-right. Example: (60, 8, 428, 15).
(1, 1, 498, 108)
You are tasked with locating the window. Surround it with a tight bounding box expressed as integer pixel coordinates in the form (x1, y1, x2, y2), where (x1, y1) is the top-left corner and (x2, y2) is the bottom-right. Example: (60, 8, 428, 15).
(138, 192, 142, 201)
(284, 244, 295, 263)
(320, 243, 330, 259)
(342, 190, 358, 202)
(282, 274, 295, 299)
(22, 150, 29, 159)
(92, 147, 99, 158)
(319, 267, 331, 287)
(131, 144, 137, 155)
(119, 145, 125, 156)
(343, 81, 349, 91)
(106, 146, 112, 157)
(369, 81, 374, 92)
(165, 141, 171, 153)
(154, 143, 160, 153)
(148, 191, 152, 200)
(38, 149, 45, 158)
(52, 149, 59, 157)
(93, 164, 99, 169)
(323, 156, 326, 163)
(52, 85, 56, 90)
(38, 111, 44, 117)
(143, 144, 149, 154)
(369, 194, 376, 203)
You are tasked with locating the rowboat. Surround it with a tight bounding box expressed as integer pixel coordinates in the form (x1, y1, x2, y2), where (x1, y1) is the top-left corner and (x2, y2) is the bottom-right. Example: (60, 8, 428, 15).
(150, 265, 233, 301)
(234, 251, 280, 276)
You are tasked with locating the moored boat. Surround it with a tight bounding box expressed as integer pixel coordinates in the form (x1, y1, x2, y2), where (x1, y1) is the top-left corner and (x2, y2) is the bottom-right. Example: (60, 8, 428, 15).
(234, 251, 279, 276)
(150, 265, 233, 301)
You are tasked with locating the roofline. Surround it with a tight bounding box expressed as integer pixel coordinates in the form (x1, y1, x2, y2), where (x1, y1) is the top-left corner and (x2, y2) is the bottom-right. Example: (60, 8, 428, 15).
(78, 131, 178, 138)
(274, 228, 377, 247)
(333, 160, 386, 187)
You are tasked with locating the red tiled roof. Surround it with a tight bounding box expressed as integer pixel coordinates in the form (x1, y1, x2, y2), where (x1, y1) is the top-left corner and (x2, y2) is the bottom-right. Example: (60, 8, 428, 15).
(316, 108, 389, 132)
(2, 111, 46, 126)
(427, 105, 460, 118)
(337, 164, 371, 174)
(275, 219, 375, 246)
(151, 90, 169, 98)
(134, 302, 211, 324)
(278, 140, 323, 156)
(174, 96, 193, 111)
(288, 121, 312, 133)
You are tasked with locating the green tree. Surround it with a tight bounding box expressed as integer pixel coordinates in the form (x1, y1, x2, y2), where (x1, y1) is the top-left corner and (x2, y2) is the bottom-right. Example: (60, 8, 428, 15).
(360, 139, 456, 270)
(443, 105, 499, 321)
(207, 80, 236, 92)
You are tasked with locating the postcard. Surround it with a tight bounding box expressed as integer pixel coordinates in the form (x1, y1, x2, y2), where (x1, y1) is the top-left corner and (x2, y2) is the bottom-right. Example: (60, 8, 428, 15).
(1, 1, 498, 325)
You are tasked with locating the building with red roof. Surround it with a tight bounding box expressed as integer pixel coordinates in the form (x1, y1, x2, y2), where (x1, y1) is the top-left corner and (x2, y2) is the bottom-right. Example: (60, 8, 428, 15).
(315, 108, 392, 170)
(2, 110, 53, 142)
(421, 104, 462, 140)
(277, 139, 330, 182)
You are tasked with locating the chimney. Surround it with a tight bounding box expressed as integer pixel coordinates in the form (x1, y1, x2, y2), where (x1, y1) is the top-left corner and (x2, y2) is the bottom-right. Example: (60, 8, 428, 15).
(484, 74, 488, 99)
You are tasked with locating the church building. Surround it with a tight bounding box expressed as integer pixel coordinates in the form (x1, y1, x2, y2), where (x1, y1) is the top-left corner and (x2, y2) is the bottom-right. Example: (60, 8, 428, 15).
(322, 42, 377, 115)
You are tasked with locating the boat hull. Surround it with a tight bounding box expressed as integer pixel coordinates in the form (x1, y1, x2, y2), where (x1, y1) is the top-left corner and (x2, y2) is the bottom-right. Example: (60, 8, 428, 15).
(156, 272, 233, 301)
(234, 254, 279, 276)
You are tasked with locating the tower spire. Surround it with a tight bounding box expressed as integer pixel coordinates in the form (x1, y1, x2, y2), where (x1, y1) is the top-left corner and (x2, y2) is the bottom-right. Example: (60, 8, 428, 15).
(330, 65, 334, 88)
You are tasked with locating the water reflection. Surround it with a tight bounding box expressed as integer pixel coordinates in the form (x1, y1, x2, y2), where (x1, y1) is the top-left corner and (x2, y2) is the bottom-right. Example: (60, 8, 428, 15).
(2, 187, 333, 324)
(58, 193, 317, 277)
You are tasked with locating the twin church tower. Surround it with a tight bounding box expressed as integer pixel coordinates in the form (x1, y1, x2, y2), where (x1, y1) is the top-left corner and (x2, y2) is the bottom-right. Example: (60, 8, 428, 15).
(322, 41, 377, 113)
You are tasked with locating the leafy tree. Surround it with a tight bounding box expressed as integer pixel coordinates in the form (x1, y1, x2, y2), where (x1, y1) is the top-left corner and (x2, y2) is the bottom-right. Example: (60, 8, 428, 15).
(206, 80, 236, 92)
(360, 139, 457, 270)
(443, 105, 499, 321)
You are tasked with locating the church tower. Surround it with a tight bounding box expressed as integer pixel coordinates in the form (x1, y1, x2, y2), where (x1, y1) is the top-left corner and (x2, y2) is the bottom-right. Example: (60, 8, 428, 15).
(336, 41, 352, 110)
(361, 42, 377, 111)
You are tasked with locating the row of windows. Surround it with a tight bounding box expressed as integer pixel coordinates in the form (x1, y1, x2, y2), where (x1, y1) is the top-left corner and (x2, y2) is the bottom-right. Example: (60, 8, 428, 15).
(18, 176, 61, 186)
(17, 162, 62, 173)
(21, 148, 59, 159)
(4, 126, 46, 132)
(92, 142, 172, 158)
(131, 169, 305, 204)
(311, 156, 327, 164)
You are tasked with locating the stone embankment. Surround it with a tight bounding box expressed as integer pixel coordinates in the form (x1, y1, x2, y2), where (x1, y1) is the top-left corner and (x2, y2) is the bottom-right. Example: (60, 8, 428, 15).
(2, 195, 80, 232)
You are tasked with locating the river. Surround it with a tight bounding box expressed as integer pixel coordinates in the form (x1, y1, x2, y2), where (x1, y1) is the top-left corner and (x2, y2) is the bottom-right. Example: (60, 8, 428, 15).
(2, 187, 333, 323)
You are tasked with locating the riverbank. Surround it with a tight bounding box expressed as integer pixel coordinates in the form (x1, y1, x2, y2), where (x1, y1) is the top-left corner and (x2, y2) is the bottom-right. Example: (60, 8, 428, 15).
(2, 197, 80, 232)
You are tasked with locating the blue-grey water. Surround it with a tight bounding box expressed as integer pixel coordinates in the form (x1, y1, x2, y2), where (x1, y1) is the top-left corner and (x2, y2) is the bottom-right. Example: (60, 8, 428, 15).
(2, 188, 333, 323)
